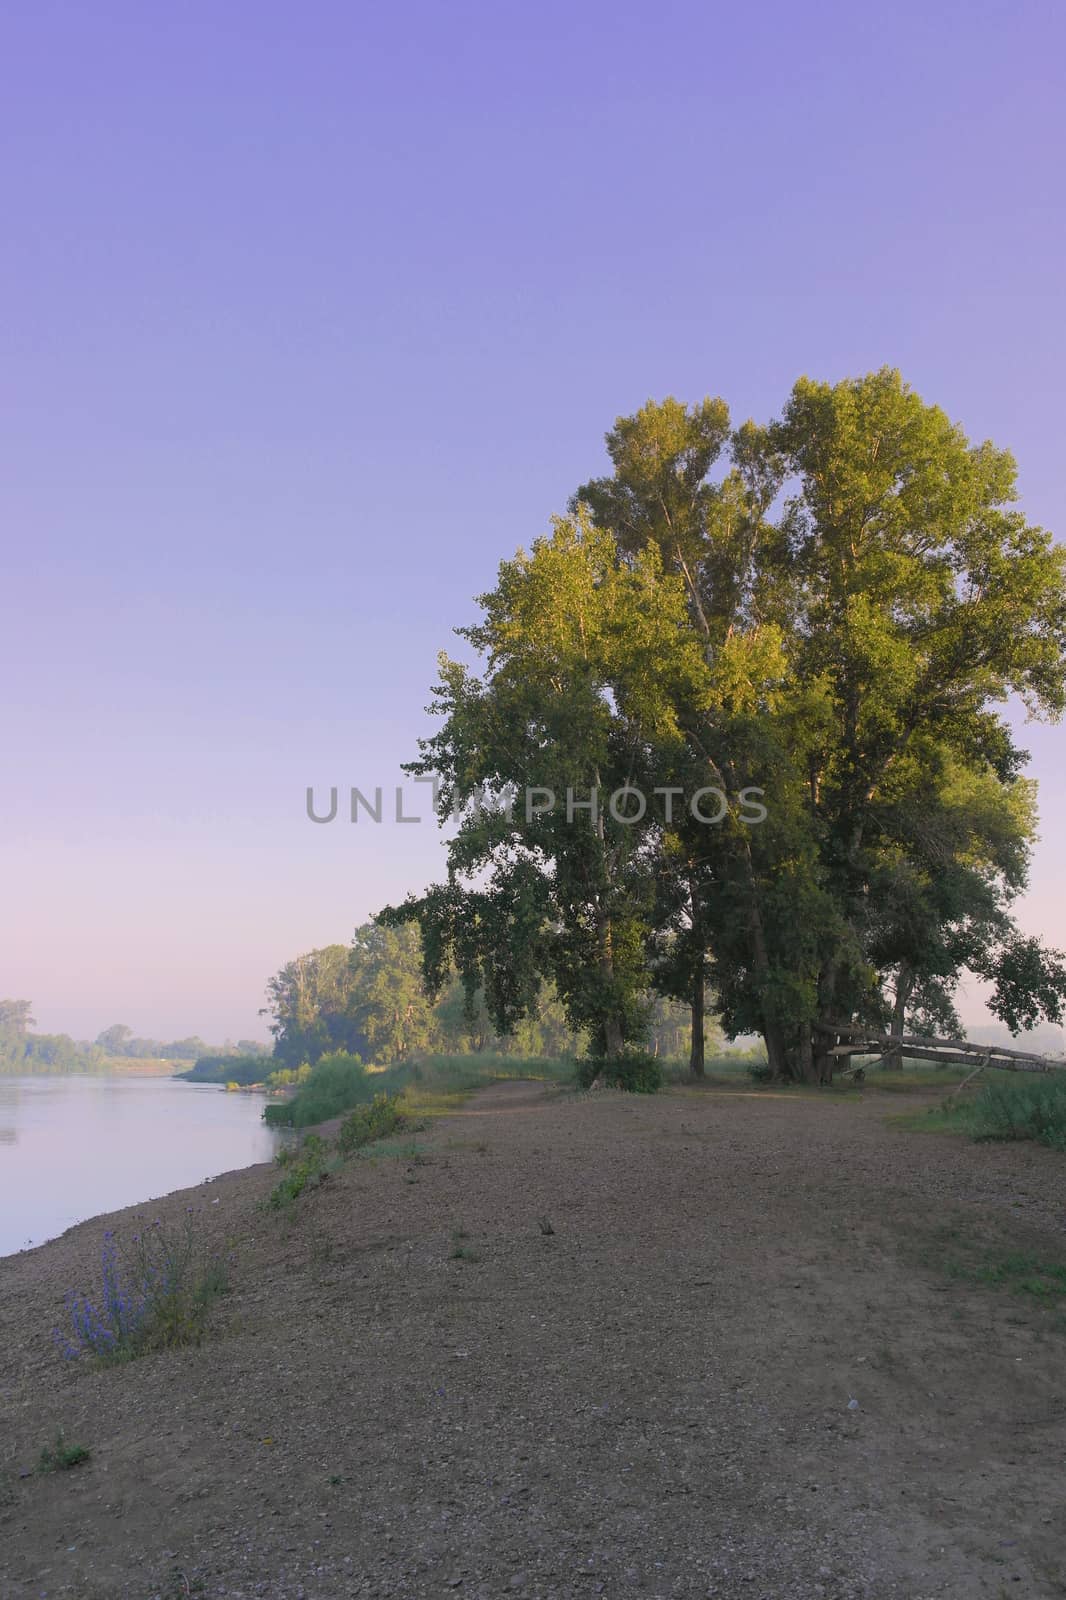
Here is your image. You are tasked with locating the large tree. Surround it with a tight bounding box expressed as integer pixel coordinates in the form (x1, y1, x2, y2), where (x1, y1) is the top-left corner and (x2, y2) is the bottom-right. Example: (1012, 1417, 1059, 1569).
(767, 371, 1066, 1074)
(576, 372, 1066, 1078)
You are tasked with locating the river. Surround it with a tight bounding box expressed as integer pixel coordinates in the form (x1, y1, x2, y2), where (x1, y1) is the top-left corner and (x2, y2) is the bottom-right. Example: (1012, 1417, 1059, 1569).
(0, 1074, 281, 1257)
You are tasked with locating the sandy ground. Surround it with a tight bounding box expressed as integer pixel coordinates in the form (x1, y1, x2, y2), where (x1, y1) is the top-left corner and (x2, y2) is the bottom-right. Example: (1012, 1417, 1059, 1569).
(1, 1081, 1064, 1600)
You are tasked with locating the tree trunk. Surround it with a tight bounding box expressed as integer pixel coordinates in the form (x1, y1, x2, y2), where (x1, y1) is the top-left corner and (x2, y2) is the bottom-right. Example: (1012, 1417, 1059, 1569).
(690, 969, 706, 1079)
(595, 907, 625, 1060)
(814, 1035, 835, 1084)
(887, 966, 913, 1069)
(602, 1012, 624, 1058)
(687, 875, 707, 1078)
(761, 1016, 790, 1079)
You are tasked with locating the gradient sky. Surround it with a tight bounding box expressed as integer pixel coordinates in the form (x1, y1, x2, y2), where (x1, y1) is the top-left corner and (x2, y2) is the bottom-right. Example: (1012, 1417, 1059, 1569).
(2, 0, 1063, 1042)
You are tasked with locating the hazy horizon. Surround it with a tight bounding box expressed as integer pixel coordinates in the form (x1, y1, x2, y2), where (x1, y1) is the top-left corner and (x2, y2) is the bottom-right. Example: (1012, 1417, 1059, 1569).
(4, 2, 1064, 1045)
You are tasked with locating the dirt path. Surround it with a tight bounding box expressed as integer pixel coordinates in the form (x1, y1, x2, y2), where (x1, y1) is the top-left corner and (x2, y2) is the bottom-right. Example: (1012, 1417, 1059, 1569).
(1, 1082, 1064, 1599)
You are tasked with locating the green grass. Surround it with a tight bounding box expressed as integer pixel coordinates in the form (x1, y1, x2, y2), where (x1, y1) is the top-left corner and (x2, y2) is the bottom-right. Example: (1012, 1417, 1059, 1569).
(899, 1071, 1066, 1149)
(860, 1061, 995, 1093)
(393, 1052, 574, 1105)
(266, 1106, 429, 1209)
(913, 1221, 1066, 1321)
(355, 1135, 429, 1163)
(949, 1250, 1066, 1300)
(660, 1053, 766, 1087)
(266, 1051, 575, 1129)
(665, 1053, 994, 1091)
(969, 1073, 1066, 1150)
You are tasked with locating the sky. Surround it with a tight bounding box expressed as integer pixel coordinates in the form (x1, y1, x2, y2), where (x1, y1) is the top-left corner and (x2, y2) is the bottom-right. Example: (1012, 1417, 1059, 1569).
(1, 0, 1063, 1043)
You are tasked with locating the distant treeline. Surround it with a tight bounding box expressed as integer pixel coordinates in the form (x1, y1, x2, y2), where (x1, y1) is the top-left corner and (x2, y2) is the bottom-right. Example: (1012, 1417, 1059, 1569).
(92, 1024, 267, 1061)
(0, 1000, 269, 1077)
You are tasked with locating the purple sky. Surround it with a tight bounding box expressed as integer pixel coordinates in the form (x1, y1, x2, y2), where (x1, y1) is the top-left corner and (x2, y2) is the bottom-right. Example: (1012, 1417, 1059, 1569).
(2, 1, 1063, 1042)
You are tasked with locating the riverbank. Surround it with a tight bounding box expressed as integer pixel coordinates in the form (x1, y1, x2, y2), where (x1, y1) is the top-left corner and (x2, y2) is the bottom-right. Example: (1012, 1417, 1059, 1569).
(2, 1081, 1065, 1598)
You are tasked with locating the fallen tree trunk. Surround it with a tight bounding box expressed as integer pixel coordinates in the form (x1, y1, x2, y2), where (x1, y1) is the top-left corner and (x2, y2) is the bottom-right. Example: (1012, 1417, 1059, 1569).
(814, 1025, 1063, 1074)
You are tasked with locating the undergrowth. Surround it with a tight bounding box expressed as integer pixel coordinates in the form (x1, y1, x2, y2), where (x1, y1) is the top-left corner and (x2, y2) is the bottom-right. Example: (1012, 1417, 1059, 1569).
(263, 1051, 370, 1128)
(337, 1093, 406, 1153)
(266, 1095, 415, 1207)
(969, 1073, 1066, 1150)
(268, 1132, 339, 1206)
(903, 1072, 1066, 1151)
(266, 1051, 574, 1129)
(575, 1051, 663, 1093)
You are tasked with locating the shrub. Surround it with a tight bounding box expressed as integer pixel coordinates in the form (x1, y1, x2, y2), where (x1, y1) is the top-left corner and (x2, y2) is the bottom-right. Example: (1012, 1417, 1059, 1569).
(747, 1059, 774, 1084)
(969, 1073, 1066, 1151)
(37, 1429, 91, 1473)
(178, 1054, 274, 1086)
(575, 1051, 663, 1094)
(56, 1213, 228, 1363)
(337, 1093, 406, 1154)
(263, 1051, 369, 1128)
(266, 1062, 312, 1090)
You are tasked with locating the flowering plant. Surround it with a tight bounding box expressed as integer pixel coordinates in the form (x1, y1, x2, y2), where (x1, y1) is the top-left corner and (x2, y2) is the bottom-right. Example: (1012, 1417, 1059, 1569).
(57, 1211, 228, 1362)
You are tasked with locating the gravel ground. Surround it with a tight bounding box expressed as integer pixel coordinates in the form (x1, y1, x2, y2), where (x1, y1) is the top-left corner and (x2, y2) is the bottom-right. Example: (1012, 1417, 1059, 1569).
(1, 1080, 1064, 1600)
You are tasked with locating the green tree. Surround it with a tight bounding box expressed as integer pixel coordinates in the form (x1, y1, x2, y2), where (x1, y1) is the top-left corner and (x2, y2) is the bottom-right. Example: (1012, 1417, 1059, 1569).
(576, 372, 1066, 1078)
(262, 945, 370, 1067)
(384, 516, 711, 1059)
(574, 397, 818, 1076)
(764, 370, 1066, 1074)
(349, 921, 439, 1062)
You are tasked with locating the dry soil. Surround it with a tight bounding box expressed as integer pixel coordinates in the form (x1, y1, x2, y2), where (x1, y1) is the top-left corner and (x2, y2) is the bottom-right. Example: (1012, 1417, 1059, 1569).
(1, 1081, 1064, 1600)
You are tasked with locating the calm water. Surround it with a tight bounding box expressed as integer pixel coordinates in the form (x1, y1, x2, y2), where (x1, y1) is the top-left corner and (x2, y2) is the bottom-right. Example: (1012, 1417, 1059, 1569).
(0, 1075, 281, 1257)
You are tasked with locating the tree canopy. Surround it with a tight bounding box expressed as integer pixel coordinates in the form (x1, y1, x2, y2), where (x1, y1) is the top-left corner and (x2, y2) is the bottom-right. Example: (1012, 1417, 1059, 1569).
(387, 370, 1066, 1080)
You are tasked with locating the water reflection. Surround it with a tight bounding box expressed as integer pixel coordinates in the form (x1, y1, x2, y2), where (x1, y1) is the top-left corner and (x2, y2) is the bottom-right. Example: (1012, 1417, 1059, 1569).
(0, 1075, 281, 1257)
